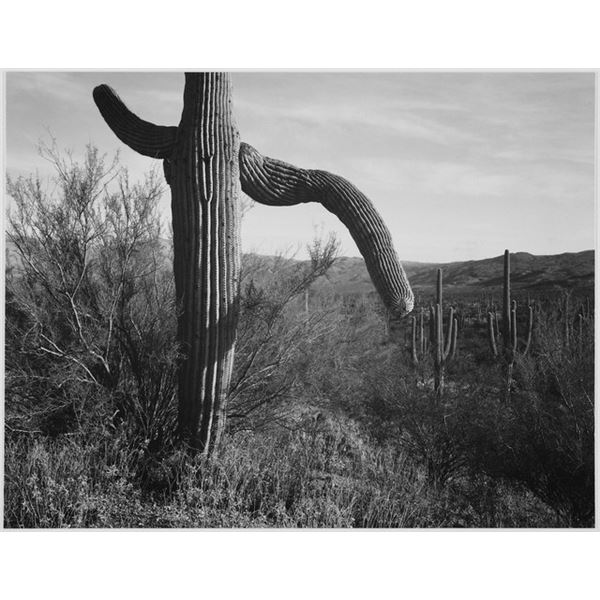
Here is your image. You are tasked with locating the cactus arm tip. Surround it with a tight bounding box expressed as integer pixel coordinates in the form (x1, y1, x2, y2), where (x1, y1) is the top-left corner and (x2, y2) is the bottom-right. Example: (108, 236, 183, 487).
(93, 84, 177, 159)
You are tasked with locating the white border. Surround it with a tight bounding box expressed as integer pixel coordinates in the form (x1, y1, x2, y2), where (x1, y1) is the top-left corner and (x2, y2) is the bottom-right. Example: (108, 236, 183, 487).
(1, 2, 600, 598)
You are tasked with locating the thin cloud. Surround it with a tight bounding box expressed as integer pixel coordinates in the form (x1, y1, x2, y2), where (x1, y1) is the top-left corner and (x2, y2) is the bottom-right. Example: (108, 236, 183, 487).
(6, 71, 595, 263)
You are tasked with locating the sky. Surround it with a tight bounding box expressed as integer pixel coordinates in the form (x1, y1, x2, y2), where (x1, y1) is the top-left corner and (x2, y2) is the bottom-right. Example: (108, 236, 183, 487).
(5, 71, 596, 263)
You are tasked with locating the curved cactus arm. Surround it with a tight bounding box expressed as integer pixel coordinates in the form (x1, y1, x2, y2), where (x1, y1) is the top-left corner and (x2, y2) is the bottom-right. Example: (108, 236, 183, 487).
(510, 300, 518, 356)
(239, 142, 414, 319)
(419, 307, 425, 355)
(523, 304, 533, 355)
(92, 84, 178, 159)
(443, 306, 454, 359)
(450, 316, 458, 359)
(411, 316, 419, 366)
(487, 312, 498, 357)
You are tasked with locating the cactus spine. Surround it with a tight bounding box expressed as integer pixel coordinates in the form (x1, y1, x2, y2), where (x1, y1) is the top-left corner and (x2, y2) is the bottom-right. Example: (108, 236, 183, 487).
(93, 73, 414, 453)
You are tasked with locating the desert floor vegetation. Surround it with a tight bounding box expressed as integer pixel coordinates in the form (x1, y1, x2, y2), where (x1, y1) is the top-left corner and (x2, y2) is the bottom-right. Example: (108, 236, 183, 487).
(4, 146, 594, 528)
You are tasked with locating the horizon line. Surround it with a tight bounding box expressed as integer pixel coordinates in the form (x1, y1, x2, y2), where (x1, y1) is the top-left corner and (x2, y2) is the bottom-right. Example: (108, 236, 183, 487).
(241, 247, 595, 265)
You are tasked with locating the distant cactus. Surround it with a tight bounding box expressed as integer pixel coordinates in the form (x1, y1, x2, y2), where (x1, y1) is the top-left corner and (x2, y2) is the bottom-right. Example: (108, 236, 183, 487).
(487, 311, 499, 356)
(94, 72, 414, 453)
(411, 268, 457, 395)
(487, 249, 533, 395)
(433, 269, 458, 395)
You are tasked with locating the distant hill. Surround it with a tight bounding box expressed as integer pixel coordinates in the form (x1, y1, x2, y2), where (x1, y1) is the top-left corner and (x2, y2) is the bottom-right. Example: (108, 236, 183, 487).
(5, 238, 594, 299)
(312, 250, 595, 300)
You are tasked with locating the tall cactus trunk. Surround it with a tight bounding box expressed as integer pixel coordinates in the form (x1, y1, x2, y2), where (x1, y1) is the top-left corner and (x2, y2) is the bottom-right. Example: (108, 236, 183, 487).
(502, 250, 514, 397)
(171, 74, 241, 451)
(502, 249, 511, 357)
(491, 248, 533, 400)
(94, 73, 241, 453)
(430, 268, 457, 397)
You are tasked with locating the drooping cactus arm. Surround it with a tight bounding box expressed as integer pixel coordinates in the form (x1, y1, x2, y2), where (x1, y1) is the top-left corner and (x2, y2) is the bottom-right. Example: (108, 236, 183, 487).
(239, 142, 414, 319)
(92, 85, 178, 159)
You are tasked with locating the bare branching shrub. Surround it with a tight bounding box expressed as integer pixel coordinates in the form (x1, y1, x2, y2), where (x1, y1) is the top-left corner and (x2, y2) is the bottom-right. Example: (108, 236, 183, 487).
(457, 301, 595, 527)
(227, 234, 340, 432)
(6, 143, 179, 447)
(362, 366, 468, 490)
(500, 305, 593, 525)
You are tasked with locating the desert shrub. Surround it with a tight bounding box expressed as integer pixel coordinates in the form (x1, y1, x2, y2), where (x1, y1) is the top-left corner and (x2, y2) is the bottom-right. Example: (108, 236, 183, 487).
(331, 288, 594, 528)
(6, 143, 179, 448)
(502, 308, 593, 526)
(361, 369, 469, 490)
(227, 235, 339, 432)
(458, 302, 594, 527)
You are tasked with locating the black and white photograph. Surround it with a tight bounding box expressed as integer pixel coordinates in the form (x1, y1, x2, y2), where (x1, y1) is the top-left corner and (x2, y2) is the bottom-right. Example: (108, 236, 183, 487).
(3, 70, 595, 530)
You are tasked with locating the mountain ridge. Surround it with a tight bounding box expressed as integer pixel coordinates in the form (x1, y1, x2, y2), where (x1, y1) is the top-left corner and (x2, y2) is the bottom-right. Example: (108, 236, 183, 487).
(6, 239, 594, 298)
(315, 249, 594, 298)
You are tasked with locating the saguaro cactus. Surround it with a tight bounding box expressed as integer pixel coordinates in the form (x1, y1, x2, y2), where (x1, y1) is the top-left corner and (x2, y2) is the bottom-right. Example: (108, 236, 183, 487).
(411, 269, 457, 395)
(94, 74, 241, 452)
(93, 72, 414, 452)
(488, 250, 533, 359)
(431, 268, 457, 395)
(487, 249, 533, 395)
